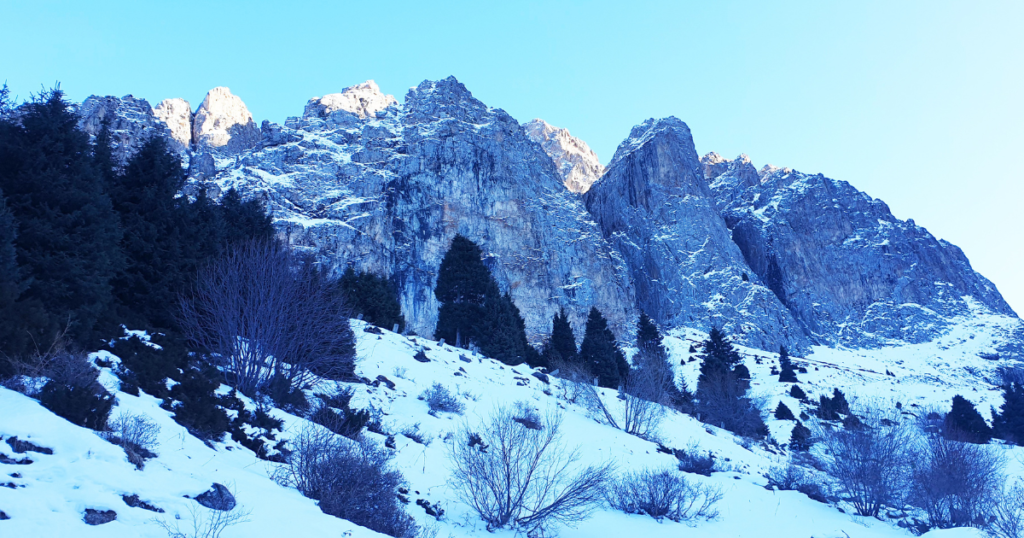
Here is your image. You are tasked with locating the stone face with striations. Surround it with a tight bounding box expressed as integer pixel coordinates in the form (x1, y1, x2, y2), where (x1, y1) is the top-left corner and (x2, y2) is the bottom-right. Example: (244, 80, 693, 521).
(192, 87, 260, 155)
(152, 98, 193, 153)
(194, 77, 636, 342)
(78, 95, 174, 166)
(524, 119, 605, 193)
(706, 153, 1019, 350)
(584, 118, 808, 351)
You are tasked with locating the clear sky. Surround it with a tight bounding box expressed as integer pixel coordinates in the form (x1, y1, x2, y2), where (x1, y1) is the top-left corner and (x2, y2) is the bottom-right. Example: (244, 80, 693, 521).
(3, 0, 1022, 314)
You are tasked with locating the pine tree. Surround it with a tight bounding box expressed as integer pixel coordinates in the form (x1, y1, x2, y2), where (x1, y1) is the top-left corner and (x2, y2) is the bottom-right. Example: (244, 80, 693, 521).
(994, 383, 1024, 445)
(579, 307, 628, 389)
(339, 267, 405, 333)
(107, 135, 187, 330)
(694, 328, 767, 438)
(219, 188, 274, 246)
(0, 190, 25, 368)
(789, 384, 807, 400)
(434, 235, 537, 365)
(944, 395, 992, 444)
(634, 312, 689, 409)
(778, 345, 798, 383)
(774, 401, 796, 421)
(0, 88, 123, 351)
(545, 308, 577, 364)
(790, 420, 812, 451)
(818, 388, 851, 421)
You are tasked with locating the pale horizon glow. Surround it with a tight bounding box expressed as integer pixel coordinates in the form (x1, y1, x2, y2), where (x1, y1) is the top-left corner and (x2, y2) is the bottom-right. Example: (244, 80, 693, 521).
(3, 0, 1022, 315)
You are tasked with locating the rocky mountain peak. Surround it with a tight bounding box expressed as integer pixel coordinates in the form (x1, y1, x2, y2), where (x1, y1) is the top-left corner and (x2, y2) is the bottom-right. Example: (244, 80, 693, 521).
(77, 94, 173, 165)
(702, 152, 759, 192)
(192, 87, 260, 154)
(523, 119, 604, 193)
(403, 76, 490, 125)
(608, 116, 693, 166)
(303, 80, 398, 119)
(152, 98, 192, 153)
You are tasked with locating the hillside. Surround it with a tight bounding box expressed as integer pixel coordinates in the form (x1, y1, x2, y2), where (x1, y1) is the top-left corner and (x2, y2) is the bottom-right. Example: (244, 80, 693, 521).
(2, 320, 1017, 537)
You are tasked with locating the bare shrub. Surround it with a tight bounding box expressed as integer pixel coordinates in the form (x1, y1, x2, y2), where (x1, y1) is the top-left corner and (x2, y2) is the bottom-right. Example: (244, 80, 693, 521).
(606, 468, 722, 522)
(912, 432, 1004, 529)
(512, 400, 543, 430)
(155, 500, 250, 538)
(620, 359, 669, 440)
(765, 460, 827, 502)
(273, 425, 417, 538)
(400, 423, 430, 445)
(816, 405, 916, 516)
(104, 411, 161, 468)
(674, 443, 716, 477)
(551, 359, 619, 427)
(420, 383, 464, 415)
(181, 241, 355, 398)
(990, 481, 1024, 538)
(447, 405, 614, 534)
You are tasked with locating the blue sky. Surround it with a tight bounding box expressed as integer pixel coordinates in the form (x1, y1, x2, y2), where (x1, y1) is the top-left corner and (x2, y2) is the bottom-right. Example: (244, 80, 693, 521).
(3, 0, 1023, 313)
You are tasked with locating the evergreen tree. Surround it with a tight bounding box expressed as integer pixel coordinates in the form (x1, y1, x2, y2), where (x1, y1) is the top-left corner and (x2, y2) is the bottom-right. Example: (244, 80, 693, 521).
(219, 188, 274, 246)
(107, 135, 187, 330)
(790, 420, 812, 451)
(578, 307, 628, 389)
(634, 312, 689, 409)
(778, 345, 798, 383)
(0, 191, 25, 370)
(339, 267, 405, 333)
(544, 308, 577, 365)
(774, 401, 796, 421)
(994, 383, 1024, 445)
(435, 235, 492, 347)
(789, 384, 807, 401)
(818, 388, 851, 421)
(0, 88, 123, 352)
(434, 235, 537, 366)
(694, 328, 767, 438)
(944, 395, 992, 444)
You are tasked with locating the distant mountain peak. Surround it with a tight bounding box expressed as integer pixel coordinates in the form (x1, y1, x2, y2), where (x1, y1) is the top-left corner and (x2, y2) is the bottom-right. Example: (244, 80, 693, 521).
(523, 119, 604, 193)
(303, 80, 398, 119)
(192, 87, 260, 154)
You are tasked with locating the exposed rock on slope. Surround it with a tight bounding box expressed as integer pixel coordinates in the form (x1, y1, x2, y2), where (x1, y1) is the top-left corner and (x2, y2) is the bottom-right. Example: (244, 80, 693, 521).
(192, 87, 260, 155)
(584, 118, 807, 351)
(303, 80, 398, 120)
(197, 77, 636, 341)
(524, 119, 605, 193)
(78, 95, 176, 165)
(152, 98, 193, 152)
(706, 153, 1019, 349)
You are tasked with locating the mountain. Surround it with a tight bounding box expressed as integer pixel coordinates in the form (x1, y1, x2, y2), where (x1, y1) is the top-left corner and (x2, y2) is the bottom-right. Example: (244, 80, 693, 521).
(74, 77, 1022, 357)
(523, 119, 604, 193)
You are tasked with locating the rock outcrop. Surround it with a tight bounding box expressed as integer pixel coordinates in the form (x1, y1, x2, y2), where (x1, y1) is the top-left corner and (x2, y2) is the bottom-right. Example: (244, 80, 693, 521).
(78, 95, 173, 165)
(524, 119, 604, 193)
(152, 98, 193, 153)
(303, 80, 398, 120)
(192, 87, 260, 155)
(706, 153, 1018, 348)
(193, 77, 636, 341)
(584, 118, 807, 351)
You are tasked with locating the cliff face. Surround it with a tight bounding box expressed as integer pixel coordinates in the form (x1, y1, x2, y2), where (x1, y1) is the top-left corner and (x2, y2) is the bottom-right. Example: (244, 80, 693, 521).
(188, 77, 636, 341)
(584, 118, 808, 351)
(706, 154, 1018, 348)
(73, 79, 1021, 355)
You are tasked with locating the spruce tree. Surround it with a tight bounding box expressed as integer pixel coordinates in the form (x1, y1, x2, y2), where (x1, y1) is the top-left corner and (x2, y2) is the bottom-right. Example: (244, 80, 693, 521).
(108, 135, 187, 330)
(790, 421, 812, 451)
(578, 307, 628, 389)
(944, 395, 992, 444)
(339, 267, 405, 333)
(789, 384, 807, 400)
(774, 401, 796, 421)
(634, 312, 689, 409)
(0, 89, 123, 351)
(219, 188, 274, 246)
(0, 191, 25, 368)
(994, 383, 1024, 445)
(545, 308, 577, 364)
(694, 328, 767, 438)
(778, 345, 798, 383)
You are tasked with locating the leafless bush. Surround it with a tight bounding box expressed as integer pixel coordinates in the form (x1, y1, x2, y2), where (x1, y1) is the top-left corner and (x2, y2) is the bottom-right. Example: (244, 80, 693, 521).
(606, 468, 722, 522)
(420, 383, 464, 415)
(912, 432, 1004, 529)
(400, 423, 430, 446)
(103, 411, 161, 468)
(766, 460, 827, 502)
(990, 481, 1024, 538)
(620, 360, 669, 440)
(551, 359, 619, 427)
(447, 405, 614, 534)
(273, 425, 417, 538)
(155, 500, 250, 538)
(181, 241, 355, 397)
(816, 405, 916, 516)
(512, 400, 543, 430)
(674, 443, 716, 477)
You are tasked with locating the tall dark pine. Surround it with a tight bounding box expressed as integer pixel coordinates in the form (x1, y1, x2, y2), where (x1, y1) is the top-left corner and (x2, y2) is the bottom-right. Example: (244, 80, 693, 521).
(434, 235, 493, 347)
(778, 345, 798, 383)
(579, 307, 628, 389)
(993, 383, 1024, 445)
(339, 267, 405, 333)
(634, 312, 689, 409)
(944, 395, 992, 444)
(0, 191, 27, 368)
(108, 135, 187, 330)
(696, 327, 743, 387)
(0, 89, 123, 352)
(479, 289, 536, 367)
(219, 188, 274, 246)
(694, 327, 767, 438)
(545, 308, 577, 365)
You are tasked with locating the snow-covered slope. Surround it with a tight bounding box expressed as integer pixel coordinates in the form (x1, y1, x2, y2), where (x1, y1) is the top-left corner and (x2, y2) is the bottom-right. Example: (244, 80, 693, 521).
(2, 320, 1016, 537)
